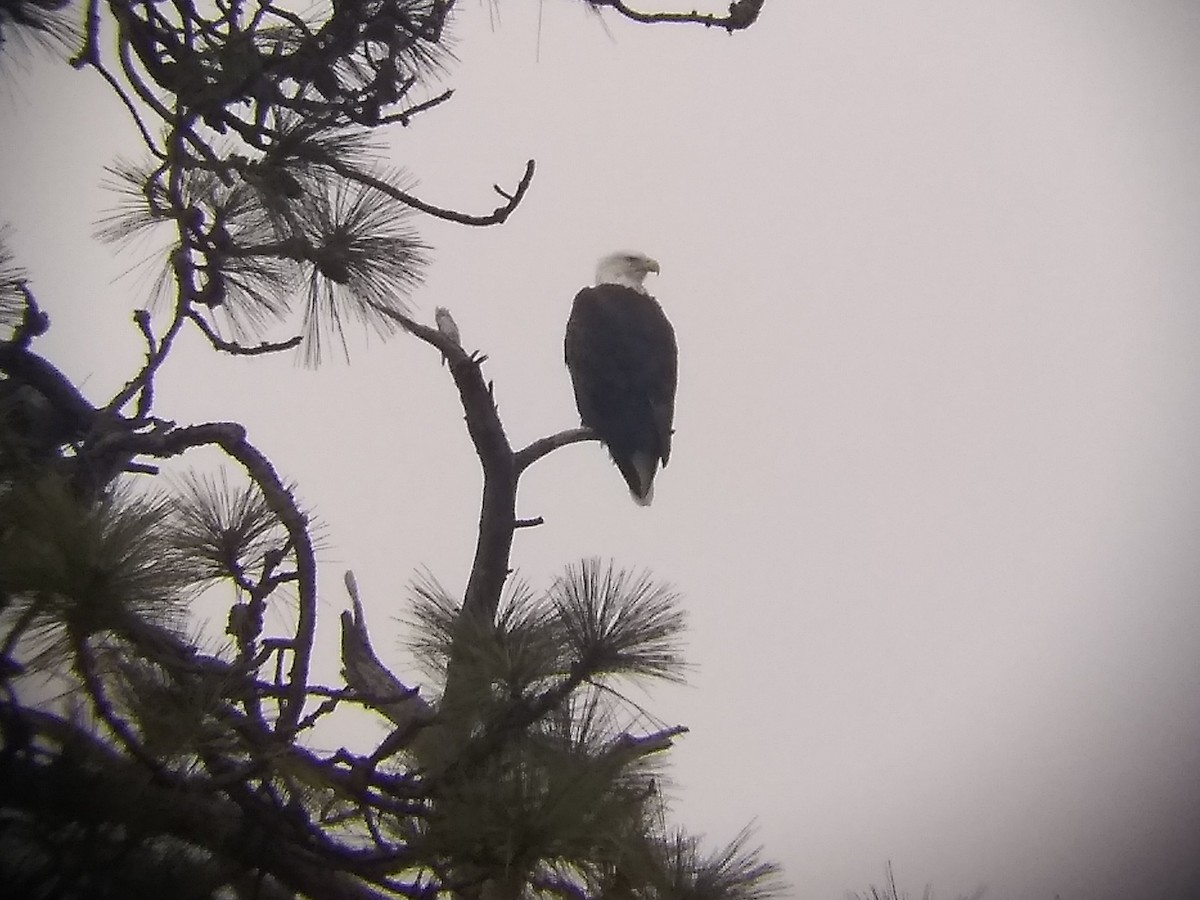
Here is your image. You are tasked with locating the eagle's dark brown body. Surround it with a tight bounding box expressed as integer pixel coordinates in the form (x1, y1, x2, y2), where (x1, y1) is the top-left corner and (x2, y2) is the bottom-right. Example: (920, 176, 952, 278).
(564, 281, 677, 505)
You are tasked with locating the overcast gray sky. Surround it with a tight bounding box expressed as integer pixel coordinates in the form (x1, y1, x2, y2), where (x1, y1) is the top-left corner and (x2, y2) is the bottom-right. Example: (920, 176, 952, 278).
(4, 2, 1200, 898)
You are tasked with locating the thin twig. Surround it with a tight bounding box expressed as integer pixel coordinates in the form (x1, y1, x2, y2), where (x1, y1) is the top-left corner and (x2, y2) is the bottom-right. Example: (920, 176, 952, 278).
(133, 310, 157, 418)
(105, 301, 186, 418)
(91, 57, 168, 157)
(588, 0, 764, 31)
(327, 158, 536, 227)
(188, 310, 304, 355)
(378, 88, 456, 126)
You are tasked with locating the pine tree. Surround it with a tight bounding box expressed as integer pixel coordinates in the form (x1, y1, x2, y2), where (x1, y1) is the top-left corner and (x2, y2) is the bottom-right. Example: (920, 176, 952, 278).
(0, 3, 779, 898)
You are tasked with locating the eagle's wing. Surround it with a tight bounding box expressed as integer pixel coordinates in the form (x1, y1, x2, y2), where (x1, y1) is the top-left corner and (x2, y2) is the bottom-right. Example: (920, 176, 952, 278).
(565, 285, 677, 469)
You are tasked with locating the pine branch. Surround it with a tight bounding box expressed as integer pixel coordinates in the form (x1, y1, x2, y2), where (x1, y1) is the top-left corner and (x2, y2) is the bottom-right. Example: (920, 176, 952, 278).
(327, 157, 537, 227)
(0, 338, 98, 433)
(5, 713, 412, 900)
(108, 420, 319, 735)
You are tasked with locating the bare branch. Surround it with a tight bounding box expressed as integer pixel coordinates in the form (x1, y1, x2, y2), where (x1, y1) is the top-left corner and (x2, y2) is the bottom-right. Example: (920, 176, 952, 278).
(132, 309, 157, 418)
(378, 88, 456, 126)
(87, 54, 168, 157)
(369, 304, 514, 623)
(340, 572, 434, 732)
(328, 158, 537, 227)
(187, 309, 304, 355)
(515, 427, 597, 474)
(103, 288, 188, 418)
(587, 0, 765, 30)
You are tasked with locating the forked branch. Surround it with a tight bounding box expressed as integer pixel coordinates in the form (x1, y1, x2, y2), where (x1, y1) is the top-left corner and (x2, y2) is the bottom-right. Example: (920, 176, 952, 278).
(371, 304, 598, 622)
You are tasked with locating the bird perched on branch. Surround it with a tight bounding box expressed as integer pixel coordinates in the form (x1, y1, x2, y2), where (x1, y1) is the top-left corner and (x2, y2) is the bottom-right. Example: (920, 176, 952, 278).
(564, 251, 678, 505)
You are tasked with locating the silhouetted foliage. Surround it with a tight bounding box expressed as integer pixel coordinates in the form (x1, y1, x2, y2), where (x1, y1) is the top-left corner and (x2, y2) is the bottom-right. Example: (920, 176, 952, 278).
(847, 862, 987, 900)
(0, 2, 782, 899)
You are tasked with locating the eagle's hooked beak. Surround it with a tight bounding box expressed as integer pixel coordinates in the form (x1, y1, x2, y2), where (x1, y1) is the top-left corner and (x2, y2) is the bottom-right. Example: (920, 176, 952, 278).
(644, 258, 661, 276)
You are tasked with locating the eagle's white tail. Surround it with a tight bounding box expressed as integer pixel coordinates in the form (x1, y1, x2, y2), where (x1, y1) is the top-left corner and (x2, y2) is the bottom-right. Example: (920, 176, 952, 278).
(629, 452, 657, 506)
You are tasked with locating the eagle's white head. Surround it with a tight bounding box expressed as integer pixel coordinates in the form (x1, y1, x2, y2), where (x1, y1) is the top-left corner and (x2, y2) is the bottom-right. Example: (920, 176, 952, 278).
(595, 251, 660, 293)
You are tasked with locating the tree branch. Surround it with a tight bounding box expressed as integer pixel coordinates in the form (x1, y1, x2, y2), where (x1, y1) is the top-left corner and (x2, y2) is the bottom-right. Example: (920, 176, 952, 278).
(328, 158, 537, 227)
(0, 341, 99, 436)
(379, 88, 456, 127)
(105, 420, 319, 736)
(4, 728, 406, 900)
(341, 572, 434, 732)
(0, 343, 318, 733)
(368, 305, 515, 623)
(187, 309, 304, 355)
(587, 0, 765, 31)
(368, 305, 611, 774)
(514, 427, 597, 475)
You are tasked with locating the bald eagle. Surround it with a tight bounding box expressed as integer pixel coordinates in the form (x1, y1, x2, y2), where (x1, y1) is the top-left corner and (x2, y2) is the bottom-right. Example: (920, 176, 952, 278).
(564, 251, 678, 505)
